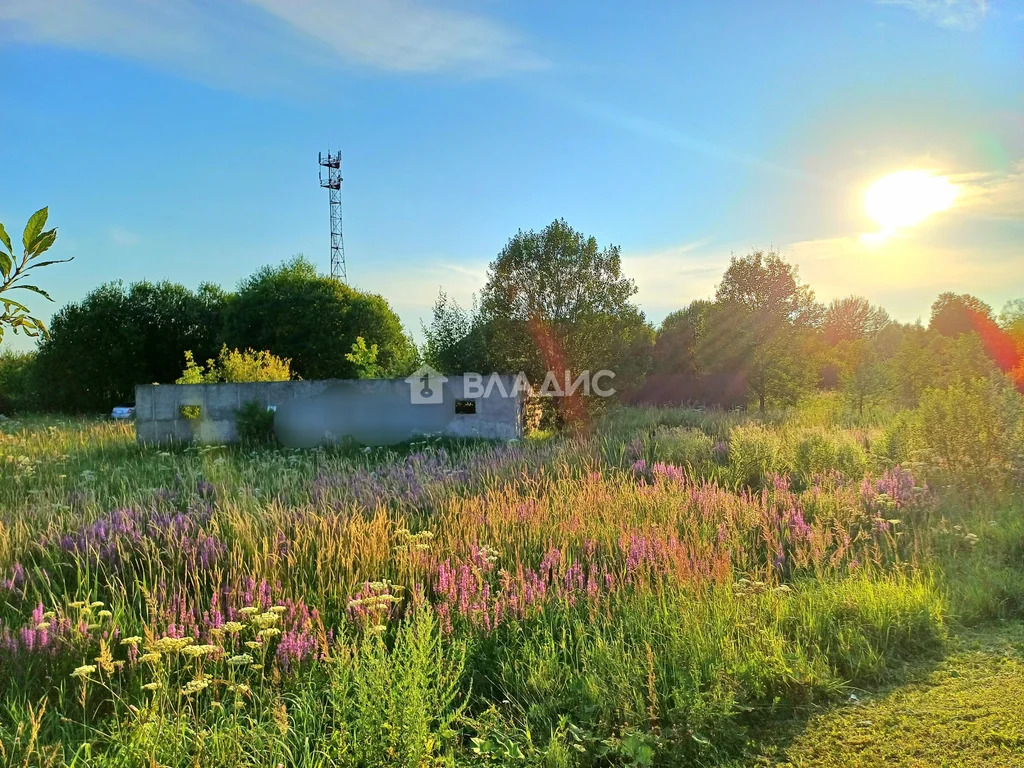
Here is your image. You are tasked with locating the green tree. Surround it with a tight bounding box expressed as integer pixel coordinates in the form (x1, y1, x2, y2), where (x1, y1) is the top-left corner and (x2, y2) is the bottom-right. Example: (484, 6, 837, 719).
(221, 256, 417, 380)
(651, 300, 711, 376)
(929, 292, 994, 336)
(0, 350, 38, 414)
(841, 341, 890, 416)
(823, 295, 891, 345)
(422, 292, 488, 374)
(35, 281, 227, 412)
(698, 250, 822, 411)
(476, 219, 653, 391)
(345, 336, 382, 379)
(0, 207, 70, 343)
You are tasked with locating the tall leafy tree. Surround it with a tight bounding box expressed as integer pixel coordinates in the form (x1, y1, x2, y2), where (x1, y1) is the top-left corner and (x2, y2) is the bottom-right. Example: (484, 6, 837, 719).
(651, 300, 711, 376)
(823, 295, 891, 345)
(698, 250, 822, 411)
(221, 256, 417, 380)
(422, 292, 488, 374)
(929, 292, 994, 336)
(476, 219, 653, 391)
(35, 281, 227, 412)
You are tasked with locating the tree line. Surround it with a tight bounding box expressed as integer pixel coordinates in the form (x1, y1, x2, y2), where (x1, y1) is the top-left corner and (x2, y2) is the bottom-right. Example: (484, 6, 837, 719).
(423, 219, 1024, 420)
(2, 256, 417, 413)
(1, 214, 1022, 417)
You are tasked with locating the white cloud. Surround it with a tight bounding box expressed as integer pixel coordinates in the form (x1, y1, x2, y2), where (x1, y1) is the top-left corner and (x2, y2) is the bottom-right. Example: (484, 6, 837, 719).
(246, 0, 544, 74)
(876, 0, 989, 30)
(950, 162, 1024, 219)
(0, 0, 541, 91)
(109, 227, 141, 247)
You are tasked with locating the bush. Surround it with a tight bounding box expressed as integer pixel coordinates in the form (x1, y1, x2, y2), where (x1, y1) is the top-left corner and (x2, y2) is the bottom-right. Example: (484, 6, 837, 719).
(793, 429, 867, 484)
(0, 350, 38, 414)
(653, 426, 715, 471)
(874, 411, 921, 468)
(176, 345, 292, 384)
(727, 424, 792, 488)
(235, 400, 277, 444)
(916, 376, 1024, 496)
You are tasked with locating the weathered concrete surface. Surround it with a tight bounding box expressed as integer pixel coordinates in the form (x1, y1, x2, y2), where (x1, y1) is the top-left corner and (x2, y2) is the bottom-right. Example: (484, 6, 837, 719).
(135, 376, 523, 446)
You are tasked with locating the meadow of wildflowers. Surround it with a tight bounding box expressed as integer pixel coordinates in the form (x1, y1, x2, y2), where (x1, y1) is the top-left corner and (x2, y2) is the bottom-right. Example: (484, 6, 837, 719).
(0, 392, 1020, 767)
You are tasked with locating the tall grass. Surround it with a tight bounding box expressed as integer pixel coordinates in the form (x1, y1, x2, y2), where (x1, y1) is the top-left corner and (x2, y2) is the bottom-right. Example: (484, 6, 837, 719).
(0, 384, 1020, 766)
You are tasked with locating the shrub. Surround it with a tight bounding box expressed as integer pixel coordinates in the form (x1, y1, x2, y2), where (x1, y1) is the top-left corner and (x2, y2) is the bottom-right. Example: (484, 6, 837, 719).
(324, 607, 467, 765)
(874, 411, 921, 468)
(916, 376, 1024, 496)
(793, 429, 867, 484)
(0, 350, 38, 414)
(653, 426, 715, 471)
(176, 345, 292, 384)
(727, 424, 791, 488)
(235, 400, 276, 444)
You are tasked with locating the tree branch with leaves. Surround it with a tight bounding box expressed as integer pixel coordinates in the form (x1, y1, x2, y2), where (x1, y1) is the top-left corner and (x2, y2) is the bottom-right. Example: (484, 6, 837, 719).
(0, 207, 70, 343)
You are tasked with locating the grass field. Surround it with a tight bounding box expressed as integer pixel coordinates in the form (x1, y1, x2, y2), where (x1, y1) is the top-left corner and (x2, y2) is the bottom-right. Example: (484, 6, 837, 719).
(0, 396, 1021, 766)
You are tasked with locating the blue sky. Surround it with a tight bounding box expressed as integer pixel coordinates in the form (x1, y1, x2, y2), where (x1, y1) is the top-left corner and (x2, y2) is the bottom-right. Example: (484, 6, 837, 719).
(1, 0, 1022, 351)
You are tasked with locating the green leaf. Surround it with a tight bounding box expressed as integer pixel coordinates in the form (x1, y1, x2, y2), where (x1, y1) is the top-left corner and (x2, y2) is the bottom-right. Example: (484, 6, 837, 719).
(2, 297, 29, 312)
(28, 228, 57, 257)
(0, 250, 11, 279)
(22, 207, 48, 251)
(0, 222, 12, 254)
(28, 256, 73, 269)
(15, 285, 53, 301)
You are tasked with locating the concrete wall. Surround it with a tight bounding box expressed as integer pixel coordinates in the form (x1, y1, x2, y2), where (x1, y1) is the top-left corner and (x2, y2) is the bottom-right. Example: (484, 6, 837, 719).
(134, 376, 523, 446)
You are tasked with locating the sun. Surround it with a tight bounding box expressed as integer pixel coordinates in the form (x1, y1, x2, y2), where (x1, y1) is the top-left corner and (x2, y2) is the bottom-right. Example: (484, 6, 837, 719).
(863, 170, 958, 238)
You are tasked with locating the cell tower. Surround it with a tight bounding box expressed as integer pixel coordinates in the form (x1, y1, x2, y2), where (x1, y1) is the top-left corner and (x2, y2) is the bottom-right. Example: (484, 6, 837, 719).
(318, 150, 346, 281)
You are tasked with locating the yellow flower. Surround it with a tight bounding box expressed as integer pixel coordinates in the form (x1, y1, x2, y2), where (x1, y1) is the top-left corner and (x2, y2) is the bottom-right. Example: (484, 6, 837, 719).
(139, 652, 162, 664)
(254, 612, 279, 628)
(149, 636, 194, 653)
(181, 675, 212, 695)
(142, 682, 162, 691)
(245, 641, 262, 650)
(182, 644, 219, 658)
(222, 621, 245, 633)
(90, 601, 105, 608)
(239, 606, 260, 616)
(270, 606, 286, 614)
(257, 627, 281, 639)
(71, 664, 96, 679)
(121, 636, 143, 646)
(68, 601, 85, 609)
(227, 653, 254, 666)
(98, 610, 113, 619)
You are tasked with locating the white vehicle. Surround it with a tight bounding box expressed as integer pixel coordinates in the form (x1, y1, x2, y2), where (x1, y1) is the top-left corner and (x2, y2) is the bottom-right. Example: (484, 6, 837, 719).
(111, 403, 135, 420)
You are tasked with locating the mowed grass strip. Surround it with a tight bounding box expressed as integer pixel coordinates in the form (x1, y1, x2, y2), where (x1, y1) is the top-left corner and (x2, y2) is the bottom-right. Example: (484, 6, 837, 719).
(758, 621, 1024, 768)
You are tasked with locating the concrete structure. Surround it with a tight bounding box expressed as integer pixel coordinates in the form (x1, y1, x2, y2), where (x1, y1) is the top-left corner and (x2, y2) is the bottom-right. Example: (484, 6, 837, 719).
(134, 374, 524, 446)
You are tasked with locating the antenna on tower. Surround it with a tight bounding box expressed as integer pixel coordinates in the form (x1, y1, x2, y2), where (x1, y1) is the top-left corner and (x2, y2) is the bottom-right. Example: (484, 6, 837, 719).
(318, 149, 346, 282)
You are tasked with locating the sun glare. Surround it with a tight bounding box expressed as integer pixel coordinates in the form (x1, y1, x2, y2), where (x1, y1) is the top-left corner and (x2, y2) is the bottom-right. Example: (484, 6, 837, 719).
(863, 170, 958, 239)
